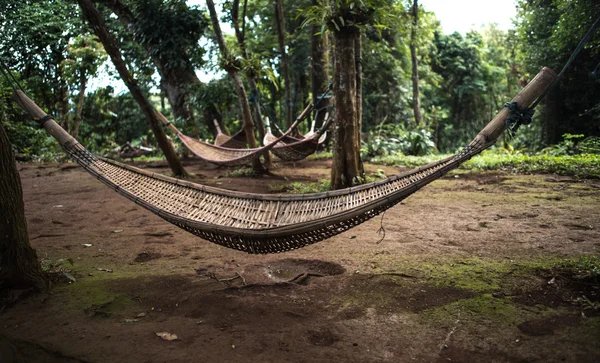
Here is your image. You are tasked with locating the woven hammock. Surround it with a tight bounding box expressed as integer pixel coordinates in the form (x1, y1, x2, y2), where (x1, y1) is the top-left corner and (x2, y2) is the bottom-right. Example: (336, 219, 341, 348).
(264, 110, 331, 162)
(13, 67, 555, 254)
(157, 111, 299, 167)
(213, 119, 247, 149)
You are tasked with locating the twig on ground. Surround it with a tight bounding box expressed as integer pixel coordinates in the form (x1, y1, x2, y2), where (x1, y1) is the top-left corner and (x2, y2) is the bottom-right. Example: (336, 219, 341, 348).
(439, 307, 461, 353)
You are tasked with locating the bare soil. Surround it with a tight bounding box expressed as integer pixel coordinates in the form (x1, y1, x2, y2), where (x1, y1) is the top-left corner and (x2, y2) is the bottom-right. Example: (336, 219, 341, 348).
(1, 158, 600, 363)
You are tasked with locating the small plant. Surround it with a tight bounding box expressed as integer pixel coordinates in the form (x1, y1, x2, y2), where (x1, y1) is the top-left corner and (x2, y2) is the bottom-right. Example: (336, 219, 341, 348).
(40, 257, 74, 273)
(224, 167, 257, 178)
(286, 179, 330, 193)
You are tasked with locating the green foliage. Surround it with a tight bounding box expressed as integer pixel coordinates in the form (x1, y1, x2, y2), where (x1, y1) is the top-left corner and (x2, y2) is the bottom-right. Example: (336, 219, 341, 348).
(369, 147, 600, 179)
(286, 179, 331, 193)
(465, 150, 600, 179)
(362, 126, 436, 158)
(4, 120, 62, 161)
(129, 0, 209, 72)
(41, 257, 74, 273)
(541, 134, 600, 156)
(515, 0, 600, 145)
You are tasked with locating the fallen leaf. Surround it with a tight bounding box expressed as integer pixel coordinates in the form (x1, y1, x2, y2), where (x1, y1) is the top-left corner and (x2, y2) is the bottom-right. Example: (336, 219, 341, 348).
(137, 312, 147, 317)
(231, 344, 235, 349)
(112, 230, 124, 233)
(156, 332, 178, 341)
(62, 272, 76, 283)
(82, 244, 93, 247)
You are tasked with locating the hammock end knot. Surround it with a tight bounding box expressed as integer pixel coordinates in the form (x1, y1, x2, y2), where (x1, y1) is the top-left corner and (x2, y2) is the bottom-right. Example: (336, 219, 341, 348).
(504, 101, 535, 138)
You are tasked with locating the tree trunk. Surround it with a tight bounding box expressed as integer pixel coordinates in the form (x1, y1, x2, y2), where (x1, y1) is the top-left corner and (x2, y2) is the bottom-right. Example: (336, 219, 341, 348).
(206, 0, 263, 172)
(72, 68, 87, 140)
(354, 34, 364, 177)
(57, 67, 70, 131)
(102, 0, 213, 137)
(274, 0, 293, 129)
(410, 0, 423, 126)
(249, 79, 272, 169)
(0, 121, 48, 291)
(330, 28, 363, 190)
(310, 11, 331, 130)
(232, 0, 271, 168)
(542, 89, 560, 146)
(78, 0, 187, 177)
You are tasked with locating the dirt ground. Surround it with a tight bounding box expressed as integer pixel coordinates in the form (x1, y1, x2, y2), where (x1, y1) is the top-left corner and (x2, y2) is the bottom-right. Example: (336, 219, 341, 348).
(1, 157, 600, 363)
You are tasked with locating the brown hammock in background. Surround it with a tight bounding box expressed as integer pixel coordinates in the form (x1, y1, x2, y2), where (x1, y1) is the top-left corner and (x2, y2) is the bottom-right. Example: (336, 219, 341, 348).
(156, 111, 298, 167)
(13, 67, 555, 254)
(263, 107, 332, 162)
(213, 119, 247, 149)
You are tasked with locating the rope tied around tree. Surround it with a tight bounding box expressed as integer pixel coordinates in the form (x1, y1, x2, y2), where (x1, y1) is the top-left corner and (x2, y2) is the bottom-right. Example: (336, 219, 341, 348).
(504, 101, 534, 138)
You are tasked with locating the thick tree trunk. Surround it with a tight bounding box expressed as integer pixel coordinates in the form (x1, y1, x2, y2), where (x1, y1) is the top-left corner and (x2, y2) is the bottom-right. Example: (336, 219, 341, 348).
(0, 121, 48, 291)
(206, 0, 263, 172)
(330, 28, 363, 190)
(274, 0, 293, 129)
(72, 68, 87, 140)
(78, 0, 187, 177)
(102, 0, 212, 137)
(410, 0, 423, 126)
(310, 12, 331, 130)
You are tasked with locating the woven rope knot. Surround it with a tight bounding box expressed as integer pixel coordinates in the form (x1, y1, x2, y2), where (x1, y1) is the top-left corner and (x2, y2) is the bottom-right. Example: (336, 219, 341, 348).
(504, 101, 535, 137)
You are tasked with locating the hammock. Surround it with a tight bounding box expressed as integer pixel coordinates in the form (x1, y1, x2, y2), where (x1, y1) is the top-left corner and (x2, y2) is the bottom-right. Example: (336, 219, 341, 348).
(213, 119, 247, 149)
(13, 67, 555, 254)
(157, 112, 299, 167)
(263, 105, 332, 162)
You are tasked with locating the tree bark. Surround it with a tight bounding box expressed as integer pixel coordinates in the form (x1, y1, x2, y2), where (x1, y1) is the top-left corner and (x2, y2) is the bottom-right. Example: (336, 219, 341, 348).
(232, 0, 271, 168)
(0, 121, 48, 291)
(206, 0, 263, 172)
(101, 0, 212, 137)
(330, 28, 363, 190)
(57, 66, 70, 131)
(274, 0, 293, 129)
(72, 68, 87, 140)
(310, 10, 331, 130)
(410, 0, 423, 126)
(354, 34, 364, 177)
(78, 0, 187, 176)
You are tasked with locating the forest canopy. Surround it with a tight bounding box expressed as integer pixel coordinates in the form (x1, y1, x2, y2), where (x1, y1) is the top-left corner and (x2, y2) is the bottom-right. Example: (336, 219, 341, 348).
(1, 0, 599, 164)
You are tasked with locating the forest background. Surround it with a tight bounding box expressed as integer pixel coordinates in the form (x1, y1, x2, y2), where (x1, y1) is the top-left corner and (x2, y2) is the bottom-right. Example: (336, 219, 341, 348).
(1, 0, 599, 179)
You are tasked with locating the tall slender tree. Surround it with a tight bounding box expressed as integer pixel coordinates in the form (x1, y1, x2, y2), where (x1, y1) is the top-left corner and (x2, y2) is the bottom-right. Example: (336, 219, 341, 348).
(206, 0, 264, 172)
(77, 0, 187, 176)
(410, 0, 423, 126)
(274, 0, 293, 128)
(310, 0, 331, 130)
(100, 0, 212, 136)
(62, 34, 106, 139)
(231, 0, 272, 168)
